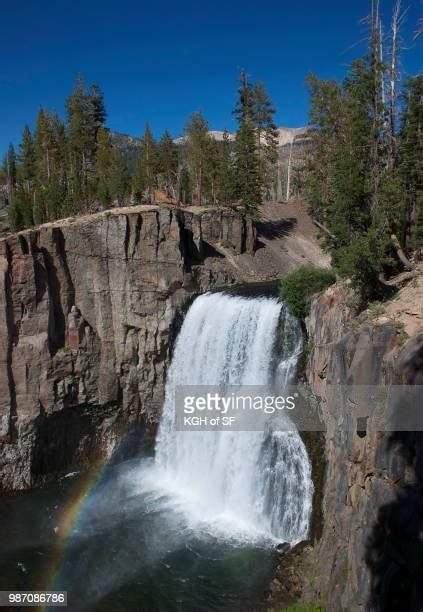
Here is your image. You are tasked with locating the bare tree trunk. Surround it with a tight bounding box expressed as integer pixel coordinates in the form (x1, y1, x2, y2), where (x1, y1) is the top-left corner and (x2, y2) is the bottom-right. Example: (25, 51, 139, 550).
(286, 139, 294, 201)
(370, 0, 381, 217)
(389, 0, 403, 166)
(313, 218, 337, 241)
(198, 158, 202, 206)
(379, 19, 386, 109)
(391, 233, 414, 270)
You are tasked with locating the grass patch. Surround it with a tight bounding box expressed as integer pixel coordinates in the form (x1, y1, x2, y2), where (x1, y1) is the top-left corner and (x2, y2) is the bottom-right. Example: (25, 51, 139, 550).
(281, 604, 323, 612)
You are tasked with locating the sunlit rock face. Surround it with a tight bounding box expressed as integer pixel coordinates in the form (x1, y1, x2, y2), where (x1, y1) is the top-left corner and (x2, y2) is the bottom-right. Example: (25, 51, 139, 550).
(302, 282, 423, 612)
(0, 205, 255, 489)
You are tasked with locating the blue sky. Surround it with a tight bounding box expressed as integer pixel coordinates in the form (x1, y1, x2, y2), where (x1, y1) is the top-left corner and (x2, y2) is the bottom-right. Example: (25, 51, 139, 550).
(0, 0, 421, 155)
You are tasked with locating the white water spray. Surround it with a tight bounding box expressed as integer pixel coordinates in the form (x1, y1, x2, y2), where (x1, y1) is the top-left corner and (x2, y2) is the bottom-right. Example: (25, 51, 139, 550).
(146, 292, 313, 544)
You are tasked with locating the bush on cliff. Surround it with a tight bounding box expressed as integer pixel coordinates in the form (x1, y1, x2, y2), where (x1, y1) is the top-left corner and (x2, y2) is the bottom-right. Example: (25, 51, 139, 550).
(279, 265, 335, 319)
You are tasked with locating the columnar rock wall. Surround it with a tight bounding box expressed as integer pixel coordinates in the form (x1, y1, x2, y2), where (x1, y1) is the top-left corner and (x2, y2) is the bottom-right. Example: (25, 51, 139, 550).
(0, 205, 255, 489)
(303, 283, 423, 611)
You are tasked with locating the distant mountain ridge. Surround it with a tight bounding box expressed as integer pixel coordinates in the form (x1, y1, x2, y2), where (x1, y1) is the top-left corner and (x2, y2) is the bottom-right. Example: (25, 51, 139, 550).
(111, 126, 308, 150)
(110, 126, 311, 198)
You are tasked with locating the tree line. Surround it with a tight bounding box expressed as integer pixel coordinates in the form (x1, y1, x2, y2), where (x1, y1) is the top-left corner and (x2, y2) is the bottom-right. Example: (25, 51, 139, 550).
(300, 0, 422, 300)
(1, 73, 279, 230)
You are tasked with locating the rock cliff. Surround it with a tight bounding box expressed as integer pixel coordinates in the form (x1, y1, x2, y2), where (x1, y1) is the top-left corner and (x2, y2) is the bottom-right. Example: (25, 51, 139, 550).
(301, 277, 423, 611)
(0, 199, 327, 490)
(0, 205, 256, 489)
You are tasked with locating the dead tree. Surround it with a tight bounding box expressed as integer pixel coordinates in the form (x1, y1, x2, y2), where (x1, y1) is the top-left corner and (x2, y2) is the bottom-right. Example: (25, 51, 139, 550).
(388, 0, 407, 166)
(370, 0, 382, 218)
(286, 139, 294, 201)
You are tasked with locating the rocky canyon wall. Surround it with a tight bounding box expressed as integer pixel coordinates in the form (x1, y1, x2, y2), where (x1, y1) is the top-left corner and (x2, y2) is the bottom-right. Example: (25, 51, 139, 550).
(302, 279, 423, 611)
(0, 205, 255, 489)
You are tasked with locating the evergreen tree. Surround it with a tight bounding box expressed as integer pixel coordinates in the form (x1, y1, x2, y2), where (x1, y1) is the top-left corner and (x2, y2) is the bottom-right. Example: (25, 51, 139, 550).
(251, 81, 279, 196)
(132, 123, 157, 203)
(88, 84, 107, 139)
(233, 71, 254, 124)
(216, 129, 233, 205)
(142, 124, 157, 203)
(7, 199, 21, 230)
(46, 111, 68, 219)
(33, 108, 55, 223)
(7, 126, 36, 228)
(233, 73, 262, 216)
(108, 148, 129, 206)
(96, 127, 129, 208)
(35, 108, 54, 182)
(399, 74, 423, 249)
(2, 77, 119, 227)
(301, 49, 418, 301)
(233, 121, 261, 217)
(179, 166, 192, 205)
(302, 63, 383, 298)
(66, 76, 105, 210)
(8, 188, 26, 230)
(2, 143, 16, 199)
(18, 125, 36, 191)
(232, 72, 278, 206)
(184, 112, 211, 206)
(157, 130, 178, 200)
(95, 128, 114, 208)
(206, 137, 221, 205)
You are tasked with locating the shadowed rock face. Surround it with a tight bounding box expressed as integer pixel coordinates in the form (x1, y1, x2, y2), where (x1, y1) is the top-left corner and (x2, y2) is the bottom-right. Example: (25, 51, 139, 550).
(303, 285, 423, 612)
(0, 206, 255, 489)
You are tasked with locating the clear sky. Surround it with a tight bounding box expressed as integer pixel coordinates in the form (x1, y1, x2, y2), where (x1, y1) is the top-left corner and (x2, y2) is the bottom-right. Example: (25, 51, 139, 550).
(0, 0, 421, 155)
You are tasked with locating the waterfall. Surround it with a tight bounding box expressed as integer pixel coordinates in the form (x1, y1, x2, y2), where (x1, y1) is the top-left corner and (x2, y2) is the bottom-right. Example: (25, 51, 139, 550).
(146, 292, 313, 545)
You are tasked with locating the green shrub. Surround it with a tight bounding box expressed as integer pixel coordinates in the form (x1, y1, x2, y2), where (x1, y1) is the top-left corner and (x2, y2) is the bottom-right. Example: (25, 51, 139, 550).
(221, 239, 234, 249)
(279, 265, 336, 319)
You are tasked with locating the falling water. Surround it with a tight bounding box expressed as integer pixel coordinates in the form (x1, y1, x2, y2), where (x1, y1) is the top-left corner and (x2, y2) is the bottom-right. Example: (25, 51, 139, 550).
(148, 292, 313, 545)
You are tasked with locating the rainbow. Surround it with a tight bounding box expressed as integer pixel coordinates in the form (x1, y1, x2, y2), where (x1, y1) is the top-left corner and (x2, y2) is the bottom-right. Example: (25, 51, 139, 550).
(39, 456, 106, 612)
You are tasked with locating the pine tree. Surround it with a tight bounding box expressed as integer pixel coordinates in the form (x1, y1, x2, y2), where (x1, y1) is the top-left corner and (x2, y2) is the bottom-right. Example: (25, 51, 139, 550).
(8, 188, 26, 230)
(251, 81, 279, 198)
(46, 111, 68, 219)
(233, 71, 254, 124)
(95, 128, 113, 208)
(399, 74, 423, 249)
(216, 129, 233, 205)
(184, 112, 210, 206)
(66, 76, 105, 210)
(108, 148, 129, 206)
(233, 121, 261, 217)
(18, 125, 36, 192)
(206, 138, 220, 205)
(33, 108, 55, 222)
(301, 46, 417, 301)
(95, 128, 129, 208)
(35, 108, 54, 182)
(88, 84, 107, 139)
(157, 130, 178, 200)
(132, 155, 146, 202)
(132, 124, 157, 203)
(8, 127, 36, 228)
(179, 166, 192, 205)
(233, 73, 262, 216)
(302, 64, 382, 298)
(2, 143, 16, 200)
(142, 124, 157, 203)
